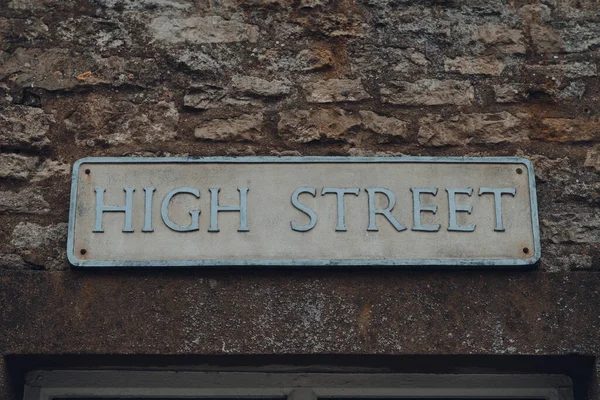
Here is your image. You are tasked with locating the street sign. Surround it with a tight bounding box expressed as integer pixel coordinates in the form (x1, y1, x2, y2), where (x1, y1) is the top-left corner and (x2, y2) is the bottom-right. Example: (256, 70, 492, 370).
(67, 157, 540, 267)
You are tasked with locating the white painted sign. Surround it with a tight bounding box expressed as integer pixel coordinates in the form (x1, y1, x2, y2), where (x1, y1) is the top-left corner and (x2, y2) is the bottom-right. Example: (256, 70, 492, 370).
(67, 157, 540, 267)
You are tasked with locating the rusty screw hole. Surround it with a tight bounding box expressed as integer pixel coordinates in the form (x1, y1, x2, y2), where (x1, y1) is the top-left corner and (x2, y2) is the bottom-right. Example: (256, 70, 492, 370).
(85, 169, 91, 175)
(516, 168, 523, 174)
(522, 247, 529, 254)
(80, 249, 87, 255)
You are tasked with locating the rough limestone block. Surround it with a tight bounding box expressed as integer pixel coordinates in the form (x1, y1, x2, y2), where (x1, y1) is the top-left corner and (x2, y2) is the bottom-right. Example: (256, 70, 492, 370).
(418, 112, 529, 146)
(0, 154, 38, 181)
(359, 111, 409, 140)
(149, 16, 260, 44)
(305, 79, 370, 103)
(231, 75, 291, 97)
(535, 118, 600, 143)
(542, 214, 600, 244)
(0, 105, 53, 152)
(0, 188, 50, 214)
(278, 108, 360, 143)
(194, 114, 264, 142)
(10, 222, 68, 269)
(444, 56, 506, 76)
(381, 79, 474, 106)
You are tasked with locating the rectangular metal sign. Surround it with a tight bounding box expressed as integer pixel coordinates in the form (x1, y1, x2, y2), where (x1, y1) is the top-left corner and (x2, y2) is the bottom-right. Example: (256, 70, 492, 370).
(67, 157, 540, 267)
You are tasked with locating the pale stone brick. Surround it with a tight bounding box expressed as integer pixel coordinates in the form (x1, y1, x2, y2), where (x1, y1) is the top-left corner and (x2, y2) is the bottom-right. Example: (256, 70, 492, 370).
(381, 79, 474, 106)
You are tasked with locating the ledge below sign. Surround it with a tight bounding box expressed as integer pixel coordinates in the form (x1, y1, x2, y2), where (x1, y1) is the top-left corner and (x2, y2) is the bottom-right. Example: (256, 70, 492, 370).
(67, 157, 540, 267)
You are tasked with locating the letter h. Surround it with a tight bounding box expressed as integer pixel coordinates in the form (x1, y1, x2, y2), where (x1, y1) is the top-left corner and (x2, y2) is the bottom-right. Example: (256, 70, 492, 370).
(93, 187, 135, 233)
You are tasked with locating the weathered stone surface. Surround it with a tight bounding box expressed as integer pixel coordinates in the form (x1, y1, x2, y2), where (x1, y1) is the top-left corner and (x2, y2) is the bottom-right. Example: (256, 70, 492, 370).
(0, 17, 48, 46)
(525, 62, 597, 79)
(10, 222, 67, 269)
(474, 24, 526, 54)
(542, 246, 595, 272)
(535, 118, 600, 143)
(184, 85, 225, 110)
(7, 0, 79, 10)
(56, 16, 132, 53)
(560, 181, 600, 205)
(418, 112, 528, 147)
(558, 22, 600, 53)
(557, 81, 586, 100)
(565, 254, 595, 270)
(8, 0, 45, 9)
(0, 83, 11, 106)
(493, 84, 529, 103)
(0, 48, 74, 91)
(0, 106, 53, 152)
(278, 108, 360, 143)
(0, 253, 27, 270)
(31, 159, 71, 182)
(584, 145, 600, 171)
(305, 79, 370, 103)
(529, 154, 600, 207)
(390, 49, 430, 74)
(381, 80, 474, 106)
(149, 16, 259, 44)
(524, 154, 571, 183)
(0, 188, 50, 214)
(231, 75, 291, 97)
(377, 6, 452, 39)
(350, 46, 430, 79)
(238, 0, 294, 6)
(2, 270, 600, 359)
(66, 98, 179, 146)
(444, 56, 505, 76)
(194, 114, 264, 142)
(0, 154, 38, 181)
(529, 24, 565, 53)
(518, 5, 552, 26)
(176, 50, 221, 72)
(184, 85, 225, 109)
(0, 48, 152, 91)
(298, 0, 325, 7)
(359, 111, 409, 140)
(296, 10, 365, 37)
(95, 0, 192, 11)
(553, 0, 600, 20)
(542, 213, 600, 244)
(294, 48, 335, 71)
(494, 82, 585, 103)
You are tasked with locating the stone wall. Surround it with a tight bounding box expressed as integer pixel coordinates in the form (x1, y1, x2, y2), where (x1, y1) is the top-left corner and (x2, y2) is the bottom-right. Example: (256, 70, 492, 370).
(0, 0, 599, 399)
